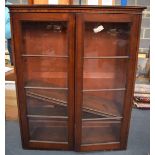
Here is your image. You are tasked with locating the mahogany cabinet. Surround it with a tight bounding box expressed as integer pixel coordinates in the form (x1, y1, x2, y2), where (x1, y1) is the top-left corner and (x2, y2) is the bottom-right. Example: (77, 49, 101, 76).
(8, 5, 145, 151)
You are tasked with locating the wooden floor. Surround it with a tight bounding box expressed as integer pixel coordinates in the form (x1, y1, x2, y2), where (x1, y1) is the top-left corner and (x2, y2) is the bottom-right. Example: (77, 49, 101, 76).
(5, 63, 18, 120)
(5, 87, 18, 121)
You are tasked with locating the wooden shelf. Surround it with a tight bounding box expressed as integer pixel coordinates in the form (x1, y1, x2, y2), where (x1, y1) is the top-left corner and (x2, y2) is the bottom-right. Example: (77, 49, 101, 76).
(83, 92, 124, 117)
(84, 56, 129, 59)
(25, 80, 68, 90)
(26, 88, 124, 118)
(22, 54, 68, 58)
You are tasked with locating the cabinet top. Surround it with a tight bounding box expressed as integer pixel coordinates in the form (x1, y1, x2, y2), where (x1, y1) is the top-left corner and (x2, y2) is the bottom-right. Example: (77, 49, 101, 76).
(7, 5, 146, 14)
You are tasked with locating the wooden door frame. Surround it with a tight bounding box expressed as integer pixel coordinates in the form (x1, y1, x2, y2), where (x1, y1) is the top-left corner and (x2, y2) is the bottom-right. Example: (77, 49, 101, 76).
(11, 12, 75, 150)
(75, 13, 141, 151)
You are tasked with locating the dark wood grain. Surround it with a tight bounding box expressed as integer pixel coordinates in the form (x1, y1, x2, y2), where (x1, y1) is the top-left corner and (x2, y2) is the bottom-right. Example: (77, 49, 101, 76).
(67, 14, 75, 149)
(11, 12, 75, 150)
(7, 5, 146, 12)
(119, 14, 143, 150)
(11, 13, 30, 149)
(74, 12, 145, 151)
(74, 13, 84, 151)
(9, 5, 145, 151)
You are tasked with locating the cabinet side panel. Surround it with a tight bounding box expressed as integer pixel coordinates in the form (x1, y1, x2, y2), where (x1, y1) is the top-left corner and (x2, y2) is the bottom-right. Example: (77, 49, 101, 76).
(11, 13, 30, 148)
(120, 14, 143, 149)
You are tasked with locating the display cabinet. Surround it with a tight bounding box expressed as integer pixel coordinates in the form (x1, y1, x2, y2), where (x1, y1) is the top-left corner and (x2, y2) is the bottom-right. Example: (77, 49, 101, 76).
(8, 5, 145, 151)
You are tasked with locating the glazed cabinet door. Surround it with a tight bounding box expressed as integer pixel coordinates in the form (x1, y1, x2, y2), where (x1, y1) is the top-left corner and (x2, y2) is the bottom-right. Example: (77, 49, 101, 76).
(12, 13, 75, 150)
(75, 13, 141, 151)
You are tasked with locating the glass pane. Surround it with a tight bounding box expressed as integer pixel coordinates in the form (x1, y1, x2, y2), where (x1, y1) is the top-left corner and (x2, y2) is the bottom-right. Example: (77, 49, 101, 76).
(82, 21, 130, 145)
(84, 22, 130, 57)
(82, 91, 125, 118)
(82, 120, 121, 144)
(83, 59, 128, 89)
(26, 89, 68, 116)
(23, 57, 68, 88)
(24, 57, 69, 142)
(22, 21, 68, 56)
(29, 117, 68, 142)
(22, 21, 70, 143)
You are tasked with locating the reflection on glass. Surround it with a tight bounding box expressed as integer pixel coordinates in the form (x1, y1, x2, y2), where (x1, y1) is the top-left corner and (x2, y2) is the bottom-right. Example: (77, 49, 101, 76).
(82, 22, 130, 145)
(23, 57, 68, 88)
(83, 59, 128, 89)
(82, 91, 125, 118)
(26, 89, 68, 116)
(22, 21, 69, 143)
(84, 22, 130, 57)
(22, 21, 68, 56)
